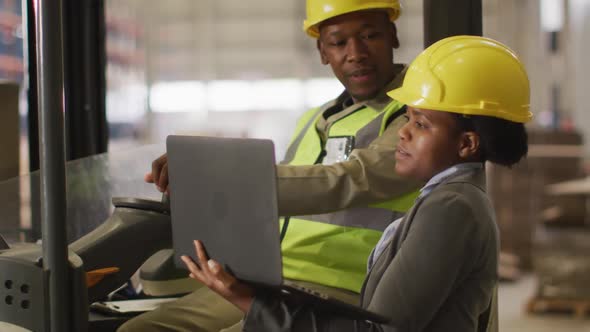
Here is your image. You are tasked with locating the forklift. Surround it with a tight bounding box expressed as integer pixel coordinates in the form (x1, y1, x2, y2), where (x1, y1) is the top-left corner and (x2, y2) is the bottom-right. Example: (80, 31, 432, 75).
(0, 1, 483, 330)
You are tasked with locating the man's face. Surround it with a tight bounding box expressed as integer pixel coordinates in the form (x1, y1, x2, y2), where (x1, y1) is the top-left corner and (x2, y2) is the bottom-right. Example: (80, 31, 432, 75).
(395, 107, 466, 182)
(317, 10, 399, 102)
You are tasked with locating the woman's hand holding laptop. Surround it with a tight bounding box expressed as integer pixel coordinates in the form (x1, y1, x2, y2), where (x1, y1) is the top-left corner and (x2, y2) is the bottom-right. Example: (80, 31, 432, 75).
(181, 240, 255, 313)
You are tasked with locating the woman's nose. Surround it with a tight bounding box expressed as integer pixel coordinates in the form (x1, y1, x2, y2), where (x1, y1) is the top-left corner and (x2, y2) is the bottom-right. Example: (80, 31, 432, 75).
(398, 122, 410, 141)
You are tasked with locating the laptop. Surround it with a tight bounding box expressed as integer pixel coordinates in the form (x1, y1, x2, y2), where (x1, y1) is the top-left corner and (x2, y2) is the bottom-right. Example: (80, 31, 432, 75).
(167, 135, 388, 323)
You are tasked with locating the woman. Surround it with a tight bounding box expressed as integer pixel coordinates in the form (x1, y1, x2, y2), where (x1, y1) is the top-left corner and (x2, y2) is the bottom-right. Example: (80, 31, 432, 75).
(181, 35, 532, 332)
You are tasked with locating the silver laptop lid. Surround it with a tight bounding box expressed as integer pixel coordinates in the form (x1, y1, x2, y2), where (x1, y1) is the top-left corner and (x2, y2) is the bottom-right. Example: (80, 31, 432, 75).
(167, 135, 282, 287)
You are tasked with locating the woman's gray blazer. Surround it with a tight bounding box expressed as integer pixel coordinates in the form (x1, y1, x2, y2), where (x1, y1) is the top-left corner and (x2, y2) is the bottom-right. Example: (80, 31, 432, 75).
(243, 168, 498, 332)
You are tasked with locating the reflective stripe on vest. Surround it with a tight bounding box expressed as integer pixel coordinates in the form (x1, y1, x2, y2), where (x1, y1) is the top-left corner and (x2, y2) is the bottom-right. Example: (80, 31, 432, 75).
(281, 100, 420, 292)
(281, 106, 324, 165)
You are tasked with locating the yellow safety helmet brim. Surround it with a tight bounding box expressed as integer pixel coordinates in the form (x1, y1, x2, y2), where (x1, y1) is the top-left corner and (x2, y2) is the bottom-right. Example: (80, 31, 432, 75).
(303, 1, 401, 38)
(387, 35, 533, 123)
(388, 89, 533, 123)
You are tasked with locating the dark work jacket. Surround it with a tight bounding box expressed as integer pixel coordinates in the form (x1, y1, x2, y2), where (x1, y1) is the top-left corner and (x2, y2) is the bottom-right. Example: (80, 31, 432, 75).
(242, 168, 498, 332)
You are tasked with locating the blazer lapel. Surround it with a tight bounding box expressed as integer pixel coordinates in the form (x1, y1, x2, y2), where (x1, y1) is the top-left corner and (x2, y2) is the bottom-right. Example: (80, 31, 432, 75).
(360, 198, 424, 306)
(360, 168, 486, 307)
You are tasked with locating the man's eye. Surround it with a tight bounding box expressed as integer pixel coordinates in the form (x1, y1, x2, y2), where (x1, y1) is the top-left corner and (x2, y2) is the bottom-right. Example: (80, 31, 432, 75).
(362, 32, 380, 40)
(330, 40, 345, 47)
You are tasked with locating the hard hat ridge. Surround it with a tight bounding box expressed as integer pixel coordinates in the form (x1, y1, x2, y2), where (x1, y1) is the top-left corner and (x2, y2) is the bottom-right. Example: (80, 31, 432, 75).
(303, 0, 401, 38)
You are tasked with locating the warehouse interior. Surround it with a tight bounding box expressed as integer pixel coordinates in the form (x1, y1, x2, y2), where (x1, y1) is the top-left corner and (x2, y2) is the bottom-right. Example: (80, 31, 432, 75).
(1, 0, 590, 331)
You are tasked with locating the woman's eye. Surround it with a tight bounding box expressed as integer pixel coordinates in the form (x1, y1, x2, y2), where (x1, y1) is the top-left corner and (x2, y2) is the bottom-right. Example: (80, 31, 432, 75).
(402, 115, 410, 122)
(414, 121, 426, 129)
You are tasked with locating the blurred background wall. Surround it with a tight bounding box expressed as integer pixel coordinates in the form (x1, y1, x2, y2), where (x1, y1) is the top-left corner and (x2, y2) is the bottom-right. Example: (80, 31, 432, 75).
(100, 0, 589, 160)
(0, 0, 585, 171)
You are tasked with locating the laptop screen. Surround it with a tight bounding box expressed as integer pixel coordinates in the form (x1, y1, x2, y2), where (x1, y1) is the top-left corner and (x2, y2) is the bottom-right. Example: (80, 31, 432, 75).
(167, 135, 283, 287)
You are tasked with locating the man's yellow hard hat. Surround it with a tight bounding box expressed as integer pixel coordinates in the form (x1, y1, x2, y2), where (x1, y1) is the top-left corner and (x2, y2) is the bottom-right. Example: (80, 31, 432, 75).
(303, 0, 401, 38)
(388, 35, 532, 123)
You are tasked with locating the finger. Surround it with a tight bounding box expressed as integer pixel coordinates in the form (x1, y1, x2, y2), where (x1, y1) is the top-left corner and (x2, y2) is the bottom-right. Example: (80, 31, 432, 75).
(207, 259, 228, 278)
(183, 258, 204, 284)
(208, 259, 237, 287)
(151, 159, 161, 185)
(151, 154, 166, 185)
(194, 240, 214, 278)
(194, 240, 210, 265)
(181, 255, 200, 273)
(144, 172, 154, 183)
(181, 255, 204, 281)
(207, 259, 219, 272)
(158, 163, 169, 192)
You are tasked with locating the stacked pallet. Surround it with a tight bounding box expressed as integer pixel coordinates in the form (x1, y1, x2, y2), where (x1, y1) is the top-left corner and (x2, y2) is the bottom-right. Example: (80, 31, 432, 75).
(486, 130, 585, 270)
(528, 225, 590, 318)
(526, 140, 590, 317)
(487, 129, 584, 270)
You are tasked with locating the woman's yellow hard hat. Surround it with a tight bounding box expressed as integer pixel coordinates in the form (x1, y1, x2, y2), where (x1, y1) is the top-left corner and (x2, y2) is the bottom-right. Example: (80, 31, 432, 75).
(303, 0, 401, 38)
(388, 35, 532, 123)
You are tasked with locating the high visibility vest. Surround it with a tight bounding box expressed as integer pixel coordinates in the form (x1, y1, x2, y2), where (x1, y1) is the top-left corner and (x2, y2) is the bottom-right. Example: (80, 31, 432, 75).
(280, 99, 419, 293)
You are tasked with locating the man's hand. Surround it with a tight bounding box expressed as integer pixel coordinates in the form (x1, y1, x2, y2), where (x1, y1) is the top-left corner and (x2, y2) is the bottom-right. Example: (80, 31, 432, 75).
(145, 153, 169, 193)
(181, 240, 255, 313)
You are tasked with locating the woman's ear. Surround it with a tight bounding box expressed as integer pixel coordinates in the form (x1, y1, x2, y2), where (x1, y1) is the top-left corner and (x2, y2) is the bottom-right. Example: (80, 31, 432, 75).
(458, 132, 480, 159)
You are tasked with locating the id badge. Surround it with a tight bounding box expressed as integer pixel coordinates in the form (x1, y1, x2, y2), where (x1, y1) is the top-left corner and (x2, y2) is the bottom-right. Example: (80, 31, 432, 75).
(322, 136, 355, 165)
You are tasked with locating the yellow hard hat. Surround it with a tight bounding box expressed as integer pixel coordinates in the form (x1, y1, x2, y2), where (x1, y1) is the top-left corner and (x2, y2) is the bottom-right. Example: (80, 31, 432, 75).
(304, 0, 401, 38)
(388, 35, 532, 123)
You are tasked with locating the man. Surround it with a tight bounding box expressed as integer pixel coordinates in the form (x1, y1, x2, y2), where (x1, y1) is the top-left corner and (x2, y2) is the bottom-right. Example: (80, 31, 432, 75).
(119, 0, 420, 331)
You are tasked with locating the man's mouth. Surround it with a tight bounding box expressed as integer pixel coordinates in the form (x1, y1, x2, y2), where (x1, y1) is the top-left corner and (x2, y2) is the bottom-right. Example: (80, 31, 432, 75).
(348, 68, 375, 82)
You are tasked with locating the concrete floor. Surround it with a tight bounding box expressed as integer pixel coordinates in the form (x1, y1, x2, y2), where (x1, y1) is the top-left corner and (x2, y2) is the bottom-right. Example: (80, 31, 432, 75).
(2, 274, 589, 331)
(499, 275, 590, 331)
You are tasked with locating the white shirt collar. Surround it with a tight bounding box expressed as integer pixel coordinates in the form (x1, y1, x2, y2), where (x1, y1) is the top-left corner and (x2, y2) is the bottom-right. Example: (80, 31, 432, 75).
(418, 162, 483, 199)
